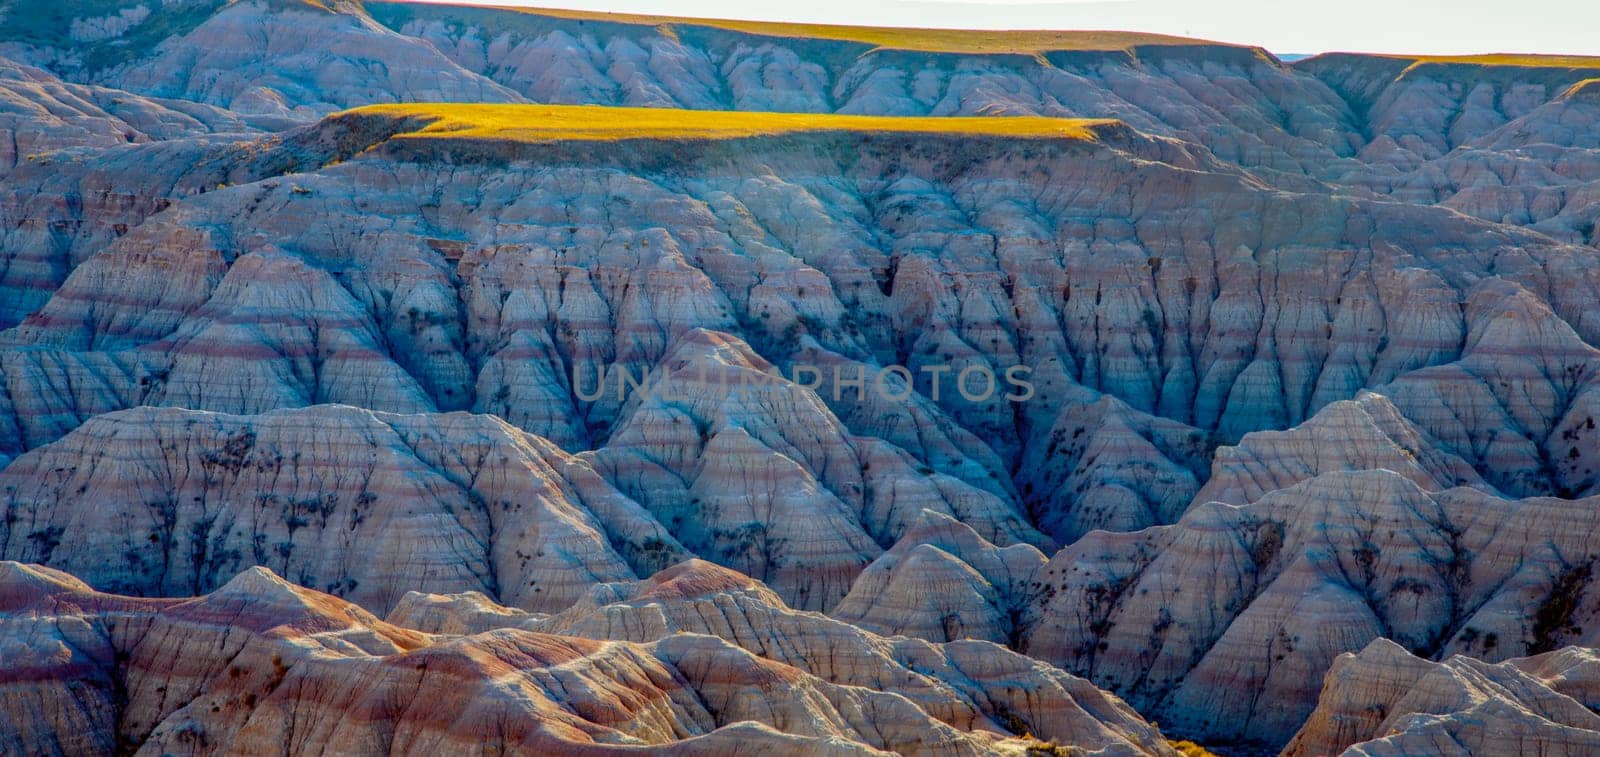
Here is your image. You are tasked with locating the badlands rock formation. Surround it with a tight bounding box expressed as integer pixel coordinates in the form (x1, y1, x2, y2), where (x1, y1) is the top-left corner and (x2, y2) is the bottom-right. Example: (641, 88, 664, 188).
(1, 0, 519, 117)
(1025, 466, 1600, 746)
(386, 558, 1175, 755)
(2, 0, 1600, 753)
(1192, 391, 1489, 507)
(0, 559, 1175, 756)
(830, 509, 1047, 643)
(0, 404, 688, 613)
(1285, 639, 1600, 756)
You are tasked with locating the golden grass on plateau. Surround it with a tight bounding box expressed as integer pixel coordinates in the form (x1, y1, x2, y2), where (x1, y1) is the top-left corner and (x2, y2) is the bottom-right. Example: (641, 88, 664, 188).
(468, 3, 1229, 54)
(1392, 53, 1600, 71)
(344, 103, 1115, 143)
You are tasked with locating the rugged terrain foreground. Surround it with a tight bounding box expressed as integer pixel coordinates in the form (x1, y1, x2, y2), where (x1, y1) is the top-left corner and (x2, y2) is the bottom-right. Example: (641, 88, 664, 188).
(3, 1, 1600, 754)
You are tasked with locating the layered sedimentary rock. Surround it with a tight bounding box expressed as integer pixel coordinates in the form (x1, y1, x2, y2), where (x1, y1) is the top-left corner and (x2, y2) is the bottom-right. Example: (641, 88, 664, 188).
(1, 80, 1598, 752)
(830, 509, 1046, 643)
(0, 559, 1175, 756)
(586, 329, 1045, 611)
(1299, 54, 1600, 170)
(0, 385, 1037, 616)
(0, 55, 256, 159)
(388, 558, 1173, 755)
(1018, 391, 1213, 543)
(1193, 391, 1488, 507)
(0, 57, 245, 328)
(386, 588, 548, 635)
(1376, 280, 1600, 498)
(3, 1, 1600, 752)
(7, 0, 1600, 241)
(1, 0, 520, 117)
(1285, 639, 1600, 756)
(0, 404, 687, 614)
(369, 2, 1361, 177)
(4, 101, 1596, 521)
(3, 0, 1361, 177)
(0, 58, 420, 336)
(8, 97, 1596, 621)
(1296, 53, 1600, 242)
(1025, 468, 1600, 746)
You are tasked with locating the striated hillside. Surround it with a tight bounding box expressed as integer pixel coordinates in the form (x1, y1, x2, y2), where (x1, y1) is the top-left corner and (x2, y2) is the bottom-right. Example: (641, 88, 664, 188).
(0, 559, 1175, 755)
(3, 1, 1600, 755)
(1284, 639, 1600, 755)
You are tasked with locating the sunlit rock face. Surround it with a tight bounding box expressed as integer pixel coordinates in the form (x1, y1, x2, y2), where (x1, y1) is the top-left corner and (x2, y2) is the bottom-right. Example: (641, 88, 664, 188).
(0, 560, 1177, 756)
(4, 1, 1600, 754)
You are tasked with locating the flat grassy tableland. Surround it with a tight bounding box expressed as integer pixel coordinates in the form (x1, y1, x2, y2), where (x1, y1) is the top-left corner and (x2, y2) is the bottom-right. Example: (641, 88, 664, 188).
(473, 4, 1224, 54)
(1393, 53, 1600, 71)
(346, 103, 1115, 143)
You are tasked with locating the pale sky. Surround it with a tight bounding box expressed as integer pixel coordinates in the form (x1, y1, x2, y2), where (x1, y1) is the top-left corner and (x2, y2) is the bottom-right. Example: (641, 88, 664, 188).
(408, 0, 1600, 57)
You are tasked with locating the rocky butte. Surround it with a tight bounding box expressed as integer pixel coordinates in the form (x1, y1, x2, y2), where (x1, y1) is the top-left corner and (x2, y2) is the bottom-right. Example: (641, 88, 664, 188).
(1, 0, 1600, 754)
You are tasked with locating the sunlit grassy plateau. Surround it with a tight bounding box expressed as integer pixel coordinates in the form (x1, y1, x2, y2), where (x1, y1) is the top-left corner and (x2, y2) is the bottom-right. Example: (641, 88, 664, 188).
(344, 103, 1116, 143)
(1394, 53, 1600, 69)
